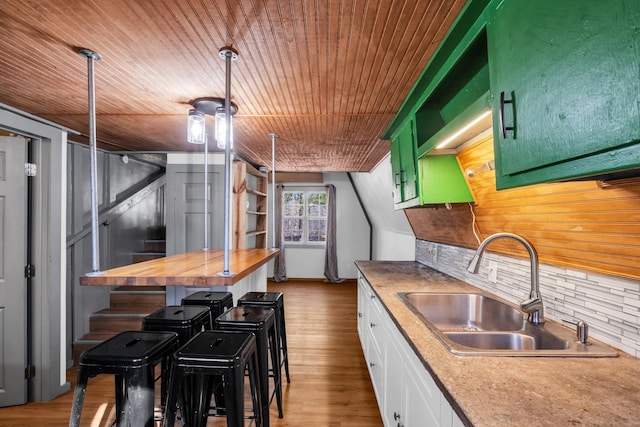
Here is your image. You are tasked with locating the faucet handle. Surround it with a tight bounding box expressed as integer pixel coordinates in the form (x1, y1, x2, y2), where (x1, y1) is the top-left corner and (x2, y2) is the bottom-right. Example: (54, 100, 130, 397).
(520, 297, 543, 313)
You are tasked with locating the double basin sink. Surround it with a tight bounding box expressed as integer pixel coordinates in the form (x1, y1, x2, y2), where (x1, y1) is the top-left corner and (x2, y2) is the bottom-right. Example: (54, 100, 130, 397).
(397, 292, 617, 357)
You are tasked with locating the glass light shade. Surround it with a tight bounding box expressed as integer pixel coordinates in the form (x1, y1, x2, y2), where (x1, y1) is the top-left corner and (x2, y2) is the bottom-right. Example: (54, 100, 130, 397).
(187, 109, 206, 144)
(215, 107, 233, 149)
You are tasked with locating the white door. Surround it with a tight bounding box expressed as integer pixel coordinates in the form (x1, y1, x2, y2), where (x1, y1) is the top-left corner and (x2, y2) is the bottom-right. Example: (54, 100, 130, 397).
(0, 136, 27, 407)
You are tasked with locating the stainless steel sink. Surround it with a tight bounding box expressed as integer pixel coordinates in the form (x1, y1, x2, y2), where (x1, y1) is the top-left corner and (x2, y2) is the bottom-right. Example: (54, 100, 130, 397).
(397, 292, 617, 357)
(399, 292, 524, 331)
(445, 329, 571, 351)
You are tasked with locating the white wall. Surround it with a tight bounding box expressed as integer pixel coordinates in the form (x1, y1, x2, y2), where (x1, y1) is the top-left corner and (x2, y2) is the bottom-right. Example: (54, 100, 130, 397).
(267, 172, 370, 279)
(350, 153, 415, 261)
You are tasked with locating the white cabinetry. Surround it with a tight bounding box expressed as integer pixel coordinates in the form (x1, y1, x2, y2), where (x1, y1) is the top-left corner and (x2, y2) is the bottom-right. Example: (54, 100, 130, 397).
(357, 272, 464, 427)
(358, 275, 384, 405)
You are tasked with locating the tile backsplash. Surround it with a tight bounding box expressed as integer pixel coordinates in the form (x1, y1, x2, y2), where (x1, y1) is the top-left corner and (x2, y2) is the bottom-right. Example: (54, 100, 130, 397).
(416, 239, 640, 358)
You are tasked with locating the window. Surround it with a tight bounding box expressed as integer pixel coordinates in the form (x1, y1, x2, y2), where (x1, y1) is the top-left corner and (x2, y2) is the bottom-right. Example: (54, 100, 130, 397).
(282, 189, 327, 244)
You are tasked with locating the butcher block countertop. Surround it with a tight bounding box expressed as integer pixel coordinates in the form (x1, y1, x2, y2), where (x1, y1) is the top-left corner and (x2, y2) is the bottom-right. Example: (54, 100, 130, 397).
(355, 260, 640, 427)
(80, 248, 278, 286)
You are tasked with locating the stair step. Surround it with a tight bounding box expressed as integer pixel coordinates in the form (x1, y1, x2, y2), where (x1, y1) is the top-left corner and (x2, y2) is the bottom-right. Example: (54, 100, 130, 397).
(89, 314, 145, 333)
(143, 239, 166, 253)
(94, 307, 154, 316)
(110, 292, 165, 311)
(73, 241, 168, 365)
(80, 332, 121, 341)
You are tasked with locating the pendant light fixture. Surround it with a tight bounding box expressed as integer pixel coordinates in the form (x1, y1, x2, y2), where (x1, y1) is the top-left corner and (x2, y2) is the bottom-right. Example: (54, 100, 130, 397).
(215, 106, 233, 149)
(187, 109, 206, 145)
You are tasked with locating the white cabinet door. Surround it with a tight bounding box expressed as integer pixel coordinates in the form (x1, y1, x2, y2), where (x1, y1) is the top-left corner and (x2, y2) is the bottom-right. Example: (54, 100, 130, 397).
(357, 275, 369, 347)
(357, 270, 465, 427)
(367, 284, 385, 405)
(403, 360, 440, 426)
(383, 337, 404, 427)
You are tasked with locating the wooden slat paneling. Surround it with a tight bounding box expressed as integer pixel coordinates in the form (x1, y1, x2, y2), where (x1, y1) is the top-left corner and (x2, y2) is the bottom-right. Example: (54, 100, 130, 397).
(0, 0, 467, 172)
(409, 133, 640, 279)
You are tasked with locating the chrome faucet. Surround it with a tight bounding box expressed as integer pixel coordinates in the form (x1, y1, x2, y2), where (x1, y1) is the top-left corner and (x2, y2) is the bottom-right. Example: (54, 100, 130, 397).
(467, 232, 544, 325)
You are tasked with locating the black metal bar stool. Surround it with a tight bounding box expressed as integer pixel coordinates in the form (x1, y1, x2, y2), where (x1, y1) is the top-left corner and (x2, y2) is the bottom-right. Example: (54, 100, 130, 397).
(142, 305, 212, 424)
(70, 330, 179, 427)
(237, 291, 290, 383)
(181, 291, 233, 328)
(163, 331, 262, 427)
(216, 307, 283, 426)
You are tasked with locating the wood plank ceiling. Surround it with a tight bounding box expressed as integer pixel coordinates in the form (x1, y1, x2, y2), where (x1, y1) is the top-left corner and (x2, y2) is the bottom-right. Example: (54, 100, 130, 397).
(0, 0, 465, 172)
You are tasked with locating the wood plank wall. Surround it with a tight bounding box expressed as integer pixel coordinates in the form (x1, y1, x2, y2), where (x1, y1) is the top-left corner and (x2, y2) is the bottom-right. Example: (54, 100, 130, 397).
(406, 133, 640, 280)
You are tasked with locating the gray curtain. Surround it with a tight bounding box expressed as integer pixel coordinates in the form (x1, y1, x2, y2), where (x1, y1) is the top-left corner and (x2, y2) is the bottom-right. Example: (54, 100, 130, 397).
(324, 184, 344, 283)
(273, 184, 287, 282)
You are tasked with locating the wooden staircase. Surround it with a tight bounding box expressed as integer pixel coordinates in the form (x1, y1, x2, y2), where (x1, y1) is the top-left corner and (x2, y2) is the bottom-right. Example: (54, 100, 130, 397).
(73, 239, 167, 363)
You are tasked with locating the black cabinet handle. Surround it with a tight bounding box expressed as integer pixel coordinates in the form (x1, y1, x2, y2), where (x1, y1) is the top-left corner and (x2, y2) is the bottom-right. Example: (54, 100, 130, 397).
(499, 91, 515, 139)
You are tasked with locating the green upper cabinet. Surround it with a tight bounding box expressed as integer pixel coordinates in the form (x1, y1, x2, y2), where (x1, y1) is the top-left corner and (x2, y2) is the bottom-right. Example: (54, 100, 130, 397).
(384, 0, 492, 209)
(488, 0, 640, 188)
(390, 119, 419, 208)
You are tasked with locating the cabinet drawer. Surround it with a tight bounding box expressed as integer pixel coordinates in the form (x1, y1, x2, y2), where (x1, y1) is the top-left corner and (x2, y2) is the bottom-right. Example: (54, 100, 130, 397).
(367, 292, 385, 354)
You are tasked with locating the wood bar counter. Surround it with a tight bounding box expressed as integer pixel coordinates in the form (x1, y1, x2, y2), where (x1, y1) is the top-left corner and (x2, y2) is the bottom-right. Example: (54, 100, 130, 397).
(79, 249, 279, 287)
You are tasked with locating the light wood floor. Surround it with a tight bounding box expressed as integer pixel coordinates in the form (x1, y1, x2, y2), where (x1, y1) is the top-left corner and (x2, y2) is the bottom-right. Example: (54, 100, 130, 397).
(0, 280, 383, 426)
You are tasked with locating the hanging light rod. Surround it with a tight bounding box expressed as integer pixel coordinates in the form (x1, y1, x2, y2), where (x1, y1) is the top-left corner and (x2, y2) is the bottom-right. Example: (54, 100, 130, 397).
(78, 47, 104, 276)
(218, 46, 238, 277)
(269, 133, 278, 249)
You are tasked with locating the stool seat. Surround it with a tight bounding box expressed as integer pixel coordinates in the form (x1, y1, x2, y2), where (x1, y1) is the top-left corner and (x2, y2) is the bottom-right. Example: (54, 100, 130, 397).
(238, 291, 290, 383)
(181, 291, 233, 327)
(70, 331, 179, 427)
(164, 331, 262, 427)
(216, 307, 283, 425)
(238, 292, 281, 305)
(142, 305, 211, 345)
(216, 306, 275, 327)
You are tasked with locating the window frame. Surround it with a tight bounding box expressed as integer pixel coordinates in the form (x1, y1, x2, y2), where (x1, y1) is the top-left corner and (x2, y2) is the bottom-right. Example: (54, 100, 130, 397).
(281, 188, 328, 247)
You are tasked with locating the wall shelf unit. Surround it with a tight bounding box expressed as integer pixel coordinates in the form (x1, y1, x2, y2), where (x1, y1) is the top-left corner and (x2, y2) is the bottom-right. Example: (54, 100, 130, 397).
(233, 161, 268, 249)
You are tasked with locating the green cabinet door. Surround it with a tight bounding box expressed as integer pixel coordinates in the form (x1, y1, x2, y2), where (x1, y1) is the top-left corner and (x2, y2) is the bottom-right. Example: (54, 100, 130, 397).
(390, 119, 418, 208)
(488, 0, 640, 177)
(419, 155, 474, 204)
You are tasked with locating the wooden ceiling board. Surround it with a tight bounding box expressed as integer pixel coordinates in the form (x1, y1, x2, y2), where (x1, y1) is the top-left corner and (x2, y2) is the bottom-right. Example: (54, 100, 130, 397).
(0, 0, 465, 172)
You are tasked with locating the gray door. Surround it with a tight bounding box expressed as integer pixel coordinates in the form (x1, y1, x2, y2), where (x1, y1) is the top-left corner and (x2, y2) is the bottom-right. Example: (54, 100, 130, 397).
(0, 136, 27, 407)
(172, 169, 223, 254)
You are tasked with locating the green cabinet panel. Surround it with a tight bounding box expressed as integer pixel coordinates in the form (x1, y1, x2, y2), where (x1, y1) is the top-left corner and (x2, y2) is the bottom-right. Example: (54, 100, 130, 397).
(488, 0, 640, 187)
(419, 155, 474, 204)
(390, 119, 418, 208)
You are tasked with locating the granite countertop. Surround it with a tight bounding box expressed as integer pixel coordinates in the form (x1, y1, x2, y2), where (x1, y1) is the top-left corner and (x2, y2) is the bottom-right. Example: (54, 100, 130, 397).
(355, 260, 640, 427)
